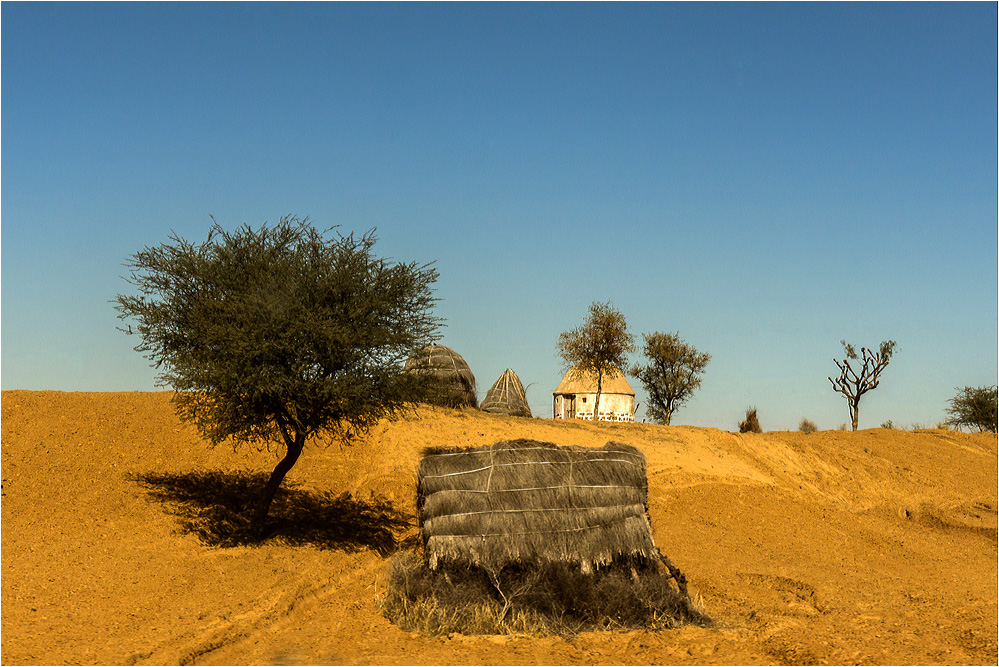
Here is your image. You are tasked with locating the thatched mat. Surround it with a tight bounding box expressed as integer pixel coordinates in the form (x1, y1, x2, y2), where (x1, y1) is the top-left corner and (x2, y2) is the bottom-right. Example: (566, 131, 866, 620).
(418, 439, 655, 572)
(2, 391, 996, 665)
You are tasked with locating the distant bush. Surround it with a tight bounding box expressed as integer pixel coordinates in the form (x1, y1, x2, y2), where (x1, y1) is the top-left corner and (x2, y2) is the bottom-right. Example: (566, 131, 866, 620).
(945, 386, 998, 433)
(880, 420, 895, 429)
(798, 418, 817, 434)
(738, 407, 762, 433)
(380, 551, 710, 637)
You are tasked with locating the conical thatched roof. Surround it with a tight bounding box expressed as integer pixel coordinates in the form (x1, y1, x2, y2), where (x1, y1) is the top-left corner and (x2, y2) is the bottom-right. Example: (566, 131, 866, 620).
(480, 368, 532, 417)
(554, 365, 635, 396)
(404, 344, 478, 409)
(417, 439, 656, 573)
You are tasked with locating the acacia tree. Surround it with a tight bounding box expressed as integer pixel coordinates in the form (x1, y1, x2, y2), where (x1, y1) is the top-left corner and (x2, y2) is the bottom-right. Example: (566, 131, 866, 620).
(115, 216, 441, 536)
(828, 339, 896, 431)
(556, 301, 635, 421)
(631, 331, 710, 425)
(945, 386, 998, 433)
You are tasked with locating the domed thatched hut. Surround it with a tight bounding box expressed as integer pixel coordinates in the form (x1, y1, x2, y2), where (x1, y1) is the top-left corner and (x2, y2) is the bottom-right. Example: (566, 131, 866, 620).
(404, 344, 478, 409)
(480, 368, 532, 417)
(553, 365, 635, 422)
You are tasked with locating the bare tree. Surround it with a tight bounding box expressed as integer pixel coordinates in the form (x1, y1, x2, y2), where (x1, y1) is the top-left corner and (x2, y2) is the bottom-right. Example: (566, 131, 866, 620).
(556, 301, 635, 421)
(828, 340, 896, 431)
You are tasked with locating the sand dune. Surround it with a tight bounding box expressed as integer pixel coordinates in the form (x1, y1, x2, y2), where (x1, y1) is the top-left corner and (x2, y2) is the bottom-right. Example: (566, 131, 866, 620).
(2, 391, 996, 665)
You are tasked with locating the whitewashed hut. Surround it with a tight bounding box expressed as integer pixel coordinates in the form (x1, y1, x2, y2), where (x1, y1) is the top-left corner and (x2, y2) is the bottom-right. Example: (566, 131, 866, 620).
(553, 365, 635, 422)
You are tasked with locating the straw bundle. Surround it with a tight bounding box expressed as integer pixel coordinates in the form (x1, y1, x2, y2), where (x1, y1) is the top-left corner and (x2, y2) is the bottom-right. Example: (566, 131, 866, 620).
(417, 439, 656, 573)
(404, 344, 478, 409)
(480, 368, 532, 417)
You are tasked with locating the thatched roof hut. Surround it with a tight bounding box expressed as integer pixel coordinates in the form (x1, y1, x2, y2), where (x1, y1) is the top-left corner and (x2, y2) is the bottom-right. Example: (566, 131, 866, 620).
(417, 439, 657, 573)
(553, 365, 636, 422)
(553, 365, 635, 397)
(404, 344, 478, 409)
(480, 368, 532, 418)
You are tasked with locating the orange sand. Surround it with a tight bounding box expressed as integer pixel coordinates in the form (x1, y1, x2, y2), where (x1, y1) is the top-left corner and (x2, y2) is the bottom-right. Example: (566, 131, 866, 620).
(2, 391, 996, 665)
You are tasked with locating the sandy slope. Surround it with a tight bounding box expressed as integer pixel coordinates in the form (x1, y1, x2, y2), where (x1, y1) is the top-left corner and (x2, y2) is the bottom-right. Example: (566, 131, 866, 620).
(2, 391, 996, 665)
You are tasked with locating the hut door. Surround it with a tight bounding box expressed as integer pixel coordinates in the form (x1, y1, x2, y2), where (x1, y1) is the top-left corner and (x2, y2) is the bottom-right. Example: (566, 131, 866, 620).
(565, 396, 576, 419)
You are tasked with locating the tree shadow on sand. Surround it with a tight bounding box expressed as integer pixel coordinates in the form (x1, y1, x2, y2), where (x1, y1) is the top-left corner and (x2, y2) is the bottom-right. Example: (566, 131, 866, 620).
(132, 470, 413, 556)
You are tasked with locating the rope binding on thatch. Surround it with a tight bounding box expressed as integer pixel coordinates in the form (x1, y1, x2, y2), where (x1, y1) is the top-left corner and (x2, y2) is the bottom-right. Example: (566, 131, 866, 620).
(416, 438, 688, 597)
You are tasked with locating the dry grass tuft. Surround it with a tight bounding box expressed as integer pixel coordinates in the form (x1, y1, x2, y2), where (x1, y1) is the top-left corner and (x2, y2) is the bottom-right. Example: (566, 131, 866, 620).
(380, 550, 711, 637)
(739, 407, 763, 433)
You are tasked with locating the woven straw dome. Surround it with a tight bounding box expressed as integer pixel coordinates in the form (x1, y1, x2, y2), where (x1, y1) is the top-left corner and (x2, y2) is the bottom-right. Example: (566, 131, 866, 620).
(404, 344, 478, 408)
(480, 368, 532, 418)
(417, 439, 656, 573)
(553, 365, 635, 396)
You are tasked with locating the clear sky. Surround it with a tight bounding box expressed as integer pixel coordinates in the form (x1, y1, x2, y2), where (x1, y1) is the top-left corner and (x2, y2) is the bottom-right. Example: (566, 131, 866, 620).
(3, 2, 996, 430)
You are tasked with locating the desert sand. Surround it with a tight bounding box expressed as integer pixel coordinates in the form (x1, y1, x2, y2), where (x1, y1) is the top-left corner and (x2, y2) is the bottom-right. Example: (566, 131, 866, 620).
(2, 390, 996, 665)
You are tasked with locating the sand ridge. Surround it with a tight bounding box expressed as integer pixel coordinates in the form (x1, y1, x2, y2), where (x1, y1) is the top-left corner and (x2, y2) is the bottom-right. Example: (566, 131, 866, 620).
(2, 391, 996, 665)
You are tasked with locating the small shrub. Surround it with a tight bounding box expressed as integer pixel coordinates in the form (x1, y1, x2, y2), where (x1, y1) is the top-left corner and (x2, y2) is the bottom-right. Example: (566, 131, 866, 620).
(381, 550, 710, 637)
(798, 418, 817, 434)
(738, 407, 762, 433)
(880, 420, 895, 429)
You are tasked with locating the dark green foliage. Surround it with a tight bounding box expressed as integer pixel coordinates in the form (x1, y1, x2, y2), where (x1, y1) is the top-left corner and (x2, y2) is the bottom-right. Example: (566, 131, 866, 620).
(945, 386, 998, 433)
(739, 407, 762, 433)
(133, 470, 412, 554)
(381, 551, 710, 637)
(829, 340, 896, 431)
(115, 217, 441, 533)
(631, 331, 710, 426)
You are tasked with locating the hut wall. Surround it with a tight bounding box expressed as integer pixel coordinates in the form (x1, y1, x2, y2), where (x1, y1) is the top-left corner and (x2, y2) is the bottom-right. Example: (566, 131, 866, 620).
(554, 392, 635, 422)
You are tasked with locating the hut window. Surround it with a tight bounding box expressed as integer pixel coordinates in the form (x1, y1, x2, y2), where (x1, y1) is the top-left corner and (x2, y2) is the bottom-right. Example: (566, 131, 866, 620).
(582, 397, 587, 403)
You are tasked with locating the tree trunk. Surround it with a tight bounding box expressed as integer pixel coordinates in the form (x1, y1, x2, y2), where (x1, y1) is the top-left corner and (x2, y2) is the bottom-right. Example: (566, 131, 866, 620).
(594, 370, 603, 422)
(851, 399, 860, 432)
(251, 433, 305, 537)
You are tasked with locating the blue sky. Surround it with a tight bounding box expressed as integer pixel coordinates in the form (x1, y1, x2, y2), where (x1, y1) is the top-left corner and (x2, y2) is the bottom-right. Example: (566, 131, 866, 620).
(3, 2, 996, 430)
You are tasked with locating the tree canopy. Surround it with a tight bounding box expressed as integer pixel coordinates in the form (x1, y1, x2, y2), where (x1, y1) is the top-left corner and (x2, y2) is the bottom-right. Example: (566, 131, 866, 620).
(631, 331, 710, 426)
(945, 385, 998, 433)
(115, 216, 441, 535)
